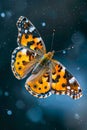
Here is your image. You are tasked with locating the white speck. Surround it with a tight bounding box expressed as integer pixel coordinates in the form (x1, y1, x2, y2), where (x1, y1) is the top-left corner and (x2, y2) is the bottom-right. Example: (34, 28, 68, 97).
(7, 110, 12, 116)
(74, 113, 80, 120)
(41, 22, 46, 27)
(62, 67, 65, 71)
(38, 37, 42, 42)
(29, 26, 35, 32)
(78, 87, 81, 90)
(26, 19, 28, 23)
(1, 12, 6, 18)
(18, 33, 22, 36)
(18, 28, 21, 31)
(71, 89, 74, 92)
(67, 86, 70, 90)
(62, 50, 66, 54)
(25, 30, 28, 33)
(22, 48, 27, 54)
(4, 91, 9, 96)
(69, 77, 75, 84)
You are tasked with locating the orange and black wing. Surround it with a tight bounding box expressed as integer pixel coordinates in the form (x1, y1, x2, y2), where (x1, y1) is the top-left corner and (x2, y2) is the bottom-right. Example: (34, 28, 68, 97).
(16, 16, 46, 54)
(51, 60, 82, 99)
(25, 67, 52, 98)
(11, 47, 40, 79)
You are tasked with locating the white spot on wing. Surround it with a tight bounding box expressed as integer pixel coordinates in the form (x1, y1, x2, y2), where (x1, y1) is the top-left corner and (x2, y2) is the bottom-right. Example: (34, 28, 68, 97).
(21, 49, 27, 54)
(25, 30, 28, 33)
(18, 33, 22, 36)
(18, 28, 21, 31)
(29, 26, 35, 32)
(62, 67, 65, 71)
(67, 86, 70, 90)
(69, 77, 75, 84)
(26, 19, 29, 23)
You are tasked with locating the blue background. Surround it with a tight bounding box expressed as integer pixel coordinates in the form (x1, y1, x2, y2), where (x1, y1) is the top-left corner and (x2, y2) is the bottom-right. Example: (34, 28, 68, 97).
(0, 0, 87, 130)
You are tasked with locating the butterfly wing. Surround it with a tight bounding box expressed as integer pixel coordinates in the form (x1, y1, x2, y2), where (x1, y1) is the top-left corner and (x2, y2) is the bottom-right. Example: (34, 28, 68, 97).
(16, 16, 46, 54)
(11, 47, 40, 79)
(11, 16, 46, 79)
(25, 66, 52, 98)
(51, 60, 82, 99)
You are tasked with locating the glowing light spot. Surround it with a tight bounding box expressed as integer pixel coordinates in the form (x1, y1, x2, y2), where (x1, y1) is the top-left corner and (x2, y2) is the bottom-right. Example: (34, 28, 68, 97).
(26, 107, 43, 123)
(74, 113, 80, 120)
(62, 50, 66, 54)
(77, 67, 80, 71)
(4, 91, 9, 96)
(41, 22, 46, 27)
(1, 12, 5, 18)
(71, 32, 85, 45)
(7, 110, 12, 116)
(16, 100, 25, 109)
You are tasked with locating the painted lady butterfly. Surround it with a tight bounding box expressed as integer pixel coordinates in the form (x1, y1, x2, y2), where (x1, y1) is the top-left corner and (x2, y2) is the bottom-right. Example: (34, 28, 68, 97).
(11, 16, 82, 99)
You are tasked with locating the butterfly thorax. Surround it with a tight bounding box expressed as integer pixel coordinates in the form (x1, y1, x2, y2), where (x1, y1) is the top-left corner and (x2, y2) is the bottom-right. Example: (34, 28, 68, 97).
(32, 51, 54, 74)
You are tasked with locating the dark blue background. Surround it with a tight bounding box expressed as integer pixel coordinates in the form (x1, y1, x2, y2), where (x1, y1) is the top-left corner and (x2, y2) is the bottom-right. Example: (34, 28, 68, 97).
(0, 0, 87, 130)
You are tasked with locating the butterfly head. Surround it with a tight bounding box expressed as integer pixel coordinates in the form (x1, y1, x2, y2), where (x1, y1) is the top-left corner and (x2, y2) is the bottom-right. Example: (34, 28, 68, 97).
(16, 16, 29, 29)
(46, 50, 55, 59)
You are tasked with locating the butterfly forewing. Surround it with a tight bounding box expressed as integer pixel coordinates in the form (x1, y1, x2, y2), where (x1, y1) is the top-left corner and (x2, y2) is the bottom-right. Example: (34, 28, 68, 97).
(16, 16, 46, 54)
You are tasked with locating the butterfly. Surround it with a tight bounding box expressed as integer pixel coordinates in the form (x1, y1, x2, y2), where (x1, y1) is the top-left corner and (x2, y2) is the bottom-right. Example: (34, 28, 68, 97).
(11, 16, 82, 99)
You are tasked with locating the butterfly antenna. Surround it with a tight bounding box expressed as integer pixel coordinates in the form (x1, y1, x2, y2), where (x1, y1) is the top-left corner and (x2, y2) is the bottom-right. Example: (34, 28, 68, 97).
(55, 46, 74, 53)
(50, 29, 55, 51)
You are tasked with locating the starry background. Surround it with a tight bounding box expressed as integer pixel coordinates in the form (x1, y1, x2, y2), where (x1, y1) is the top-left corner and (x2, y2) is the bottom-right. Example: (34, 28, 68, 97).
(0, 0, 87, 130)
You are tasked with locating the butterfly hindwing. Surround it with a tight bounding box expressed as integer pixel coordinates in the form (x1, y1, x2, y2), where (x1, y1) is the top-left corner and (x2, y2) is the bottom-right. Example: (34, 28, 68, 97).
(51, 60, 82, 99)
(16, 16, 46, 54)
(24, 58, 82, 99)
(25, 67, 52, 98)
(11, 47, 40, 79)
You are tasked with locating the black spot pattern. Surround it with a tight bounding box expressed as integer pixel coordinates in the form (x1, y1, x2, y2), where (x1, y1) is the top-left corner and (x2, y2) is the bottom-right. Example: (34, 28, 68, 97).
(17, 62, 20, 65)
(44, 86, 47, 89)
(73, 81, 78, 86)
(26, 50, 35, 61)
(64, 70, 73, 80)
(25, 34, 29, 39)
(33, 85, 37, 88)
(58, 66, 62, 72)
(18, 54, 22, 58)
(18, 66, 22, 70)
(52, 75, 60, 83)
(46, 76, 50, 82)
(39, 80, 43, 84)
(32, 30, 40, 38)
(22, 61, 28, 65)
(62, 83, 66, 87)
(27, 41, 34, 46)
(52, 71, 56, 75)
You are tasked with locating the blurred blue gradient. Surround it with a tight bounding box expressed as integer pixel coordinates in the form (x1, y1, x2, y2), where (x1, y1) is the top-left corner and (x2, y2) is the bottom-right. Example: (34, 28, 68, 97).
(0, 0, 87, 130)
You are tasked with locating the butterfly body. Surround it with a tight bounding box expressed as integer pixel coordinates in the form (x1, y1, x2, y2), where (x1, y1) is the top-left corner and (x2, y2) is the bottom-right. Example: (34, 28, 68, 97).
(32, 51, 54, 74)
(11, 16, 82, 99)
